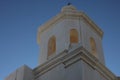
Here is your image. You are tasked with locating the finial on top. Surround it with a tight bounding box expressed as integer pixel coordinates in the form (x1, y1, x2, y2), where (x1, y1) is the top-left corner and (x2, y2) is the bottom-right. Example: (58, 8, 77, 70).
(67, 2, 71, 6)
(61, 3, 77, 12)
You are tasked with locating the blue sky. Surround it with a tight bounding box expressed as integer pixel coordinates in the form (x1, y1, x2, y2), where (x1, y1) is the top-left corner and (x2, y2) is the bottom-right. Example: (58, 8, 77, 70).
(0, 0, 120, 80)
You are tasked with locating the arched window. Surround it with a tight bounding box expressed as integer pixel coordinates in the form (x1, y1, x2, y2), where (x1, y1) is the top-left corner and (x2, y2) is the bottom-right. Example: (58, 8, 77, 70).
(90, 37, 97, 57)
(70, 29, 79, 43)
(48, 36, 56, 57)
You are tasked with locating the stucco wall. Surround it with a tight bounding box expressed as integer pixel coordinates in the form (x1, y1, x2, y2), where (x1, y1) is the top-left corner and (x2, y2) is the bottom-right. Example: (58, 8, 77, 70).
(36, 60, 108, 80)
(80, 18, 105, 64)
(5, 65, 34, 80)
(81, 61, 107, 80)
(39, 17, 105, 65)
(39, 19, 68, 64)
(39, 18, 81, 65)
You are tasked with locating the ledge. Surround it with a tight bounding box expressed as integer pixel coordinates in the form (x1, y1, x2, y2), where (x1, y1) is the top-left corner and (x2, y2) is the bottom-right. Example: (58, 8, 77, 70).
(33, 45, 117, 80)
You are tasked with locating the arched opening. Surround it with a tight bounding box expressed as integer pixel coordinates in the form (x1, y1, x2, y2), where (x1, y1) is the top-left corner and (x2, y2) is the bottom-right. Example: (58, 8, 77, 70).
(90, 37, 97, 57)
(70, 29, 79, 43)
(48, 36, 56, 57)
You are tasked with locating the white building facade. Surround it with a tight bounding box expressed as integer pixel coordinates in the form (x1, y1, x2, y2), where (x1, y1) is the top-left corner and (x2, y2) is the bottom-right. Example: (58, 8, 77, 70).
(5, 5, 119, 80)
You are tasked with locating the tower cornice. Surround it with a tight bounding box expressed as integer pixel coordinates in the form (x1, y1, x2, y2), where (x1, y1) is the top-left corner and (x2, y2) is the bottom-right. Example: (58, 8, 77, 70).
(37, 8, 103, 44)
(33, 44, 117, 80)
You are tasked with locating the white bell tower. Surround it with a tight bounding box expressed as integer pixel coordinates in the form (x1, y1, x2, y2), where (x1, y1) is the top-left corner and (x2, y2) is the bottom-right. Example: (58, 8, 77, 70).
(37, 5, 105, 65)
(5, 4, 118, 80)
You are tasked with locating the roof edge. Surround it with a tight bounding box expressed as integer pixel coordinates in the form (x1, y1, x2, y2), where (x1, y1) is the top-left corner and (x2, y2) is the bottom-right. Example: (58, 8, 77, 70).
(37, 11, 103, 44)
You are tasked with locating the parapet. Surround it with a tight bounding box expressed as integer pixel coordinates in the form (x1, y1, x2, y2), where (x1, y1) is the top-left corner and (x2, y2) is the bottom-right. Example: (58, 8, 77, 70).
(4, 65, 34, 80)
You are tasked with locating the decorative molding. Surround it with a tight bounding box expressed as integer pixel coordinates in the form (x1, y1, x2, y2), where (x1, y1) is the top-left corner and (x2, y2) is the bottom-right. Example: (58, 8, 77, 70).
(33, 45, 117, 80)
(37, 10, 103, 44)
